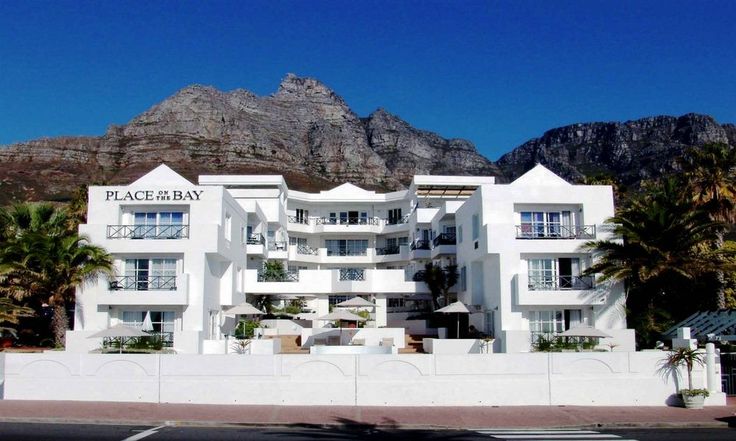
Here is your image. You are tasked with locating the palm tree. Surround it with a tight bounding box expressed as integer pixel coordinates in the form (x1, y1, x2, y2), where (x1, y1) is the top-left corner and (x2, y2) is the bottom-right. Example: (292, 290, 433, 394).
(0, 297, 34, 337)
(421, 262, 458, 309)
(678, 143, 736, 308)
(583, 177, 725, 346)
(1, 231, 113, 347)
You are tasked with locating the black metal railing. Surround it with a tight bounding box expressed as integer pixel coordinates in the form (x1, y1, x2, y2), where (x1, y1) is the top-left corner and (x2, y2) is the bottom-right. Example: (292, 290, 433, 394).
(246, 233, 265, 245)
(339, 268, 365, 281)
(296, 244, 318, 255)
(376, 246, 401, 255)
(108, 275, 177, 291)
(515, 224, 596, 240)
(267, 241, 288, 251)
(107, 225, 189, 240)
(287, 215, 310, 225)
(527, 275, 595, 291)
(432, 233, 456, 247)
(316, 217, 380, 226)
(257, 271, 299, 282)
(410, 240, 431, 251)
(326, 248, 368, 256)
(385, 214, 410, 225)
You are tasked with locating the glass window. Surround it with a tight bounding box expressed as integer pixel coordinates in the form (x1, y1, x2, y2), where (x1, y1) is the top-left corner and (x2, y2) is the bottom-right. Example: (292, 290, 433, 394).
(530, 310, 564, 339)
(528, 259, 555, 290)
(125, 258, 177, 290)
(472, 214, 480, 240)
(460, 266, 467, 291)
(122, 310, 175, 346)
(458, 225, 463, 243)
(325, 239, 367, 256)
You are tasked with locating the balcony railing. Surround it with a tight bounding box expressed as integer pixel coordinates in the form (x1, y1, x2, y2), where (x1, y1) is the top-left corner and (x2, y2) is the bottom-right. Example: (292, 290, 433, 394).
(246, 233, 265, 245)
(107, 225, 189, 240)
(257, 271, 299, 282)
(410, 240, 431, 251)
(376, 245, 401, 256)
(268, 241, 288, 251)
(296, 244, 318, 255)
(385, 214, 410, 225)
(326, 248, 368, 256)
(339, 268, 365, 281)
(515, 224, 596, 240)
(432, 233, 456, 247)
(287, 215, 310, 225)
(108, 275, 177, 291)
(527, 275, 595, 291)
(315, 217, 380, 226)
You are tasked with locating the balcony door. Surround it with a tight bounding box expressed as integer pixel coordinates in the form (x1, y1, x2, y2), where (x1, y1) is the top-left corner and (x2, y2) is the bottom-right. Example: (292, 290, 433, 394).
(125, 258, 177, 290)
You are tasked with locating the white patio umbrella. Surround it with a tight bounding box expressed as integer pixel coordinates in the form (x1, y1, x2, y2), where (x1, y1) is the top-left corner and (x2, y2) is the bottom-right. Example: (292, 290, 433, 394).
(141, 311, 154, 332)
(224, 302, 265, 316)
(435, 301, 472, 339)
(318, 310, 367, 345)
(87, 324, 149, 353)
(336, 297, 377, 327)
(559, 326, 612, 338)
(318, 309, 367, 323)
(336, 297, 375, 308)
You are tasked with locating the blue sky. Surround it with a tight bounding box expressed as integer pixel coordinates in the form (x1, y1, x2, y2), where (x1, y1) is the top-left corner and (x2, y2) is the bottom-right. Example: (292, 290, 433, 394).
(1, 1, 734, 160)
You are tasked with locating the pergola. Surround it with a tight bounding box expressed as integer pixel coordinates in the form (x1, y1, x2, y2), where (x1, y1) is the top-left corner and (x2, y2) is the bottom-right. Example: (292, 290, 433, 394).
(663, 310, 736, 342)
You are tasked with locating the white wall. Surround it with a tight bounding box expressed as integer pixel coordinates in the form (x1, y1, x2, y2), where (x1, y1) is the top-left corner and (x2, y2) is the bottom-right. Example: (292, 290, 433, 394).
(1, 352, 726, 406)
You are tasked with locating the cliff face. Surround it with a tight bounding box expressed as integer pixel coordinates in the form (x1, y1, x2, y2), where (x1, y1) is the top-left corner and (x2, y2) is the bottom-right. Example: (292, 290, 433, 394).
(495, 114, 734, 186)
(0, 73, 734, 205)
(0, 74, 500, 203)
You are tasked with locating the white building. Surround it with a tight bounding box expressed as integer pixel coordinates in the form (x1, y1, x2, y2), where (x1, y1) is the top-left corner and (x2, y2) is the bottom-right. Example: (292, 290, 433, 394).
(67, 163, 632, 353)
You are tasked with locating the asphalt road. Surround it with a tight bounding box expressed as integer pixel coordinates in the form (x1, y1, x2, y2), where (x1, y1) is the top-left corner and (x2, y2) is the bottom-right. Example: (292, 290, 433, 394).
(0, 423, 733, 441)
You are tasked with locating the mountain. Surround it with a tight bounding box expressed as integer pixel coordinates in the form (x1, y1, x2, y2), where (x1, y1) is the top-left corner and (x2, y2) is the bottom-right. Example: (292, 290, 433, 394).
(1, 74, 734, 206)
(0, 74, 501, 204)
(496, 114, 736, 187)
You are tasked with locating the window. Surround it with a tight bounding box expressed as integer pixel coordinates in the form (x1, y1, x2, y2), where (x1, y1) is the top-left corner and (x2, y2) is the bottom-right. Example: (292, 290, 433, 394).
(519, 211, 574, 238)
(325, 239, 368, 256)
(529, 310, 564, 340)
(528, 257, 584, 290)
(329, 295, 350, 306)
(132, 211, 185, 239)
(528, 259, 556, 290)
(124, 258, 177, 290)
(388, 208, 403, 225)
(460, 266, 467, 291)
(388, 298, 405, 308)
(398, 236, 409, 247)
(122, 310, 175, 346)
(224, 213, 232, 241)
(458, 225, 463, 243)
(472, 214, 480, 240)
(295, 208, 309, 224)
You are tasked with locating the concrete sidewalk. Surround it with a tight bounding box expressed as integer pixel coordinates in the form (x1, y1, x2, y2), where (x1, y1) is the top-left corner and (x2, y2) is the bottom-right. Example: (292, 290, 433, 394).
(0, 400, 735, 429)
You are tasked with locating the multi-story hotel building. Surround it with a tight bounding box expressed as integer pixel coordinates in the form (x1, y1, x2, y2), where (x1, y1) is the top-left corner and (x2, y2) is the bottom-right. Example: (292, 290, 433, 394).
(67, 164, 631, 353)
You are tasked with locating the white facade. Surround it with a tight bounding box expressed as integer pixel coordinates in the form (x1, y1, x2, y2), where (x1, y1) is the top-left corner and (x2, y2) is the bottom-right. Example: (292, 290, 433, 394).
(69, 163, 630, 353)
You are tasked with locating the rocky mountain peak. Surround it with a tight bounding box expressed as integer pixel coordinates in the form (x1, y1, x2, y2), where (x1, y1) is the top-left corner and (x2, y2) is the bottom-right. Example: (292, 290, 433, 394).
(274, 73, 345, 104)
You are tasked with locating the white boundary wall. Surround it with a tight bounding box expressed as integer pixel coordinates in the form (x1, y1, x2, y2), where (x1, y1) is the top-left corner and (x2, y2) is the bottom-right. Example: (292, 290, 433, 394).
(0, 352, 726, 406)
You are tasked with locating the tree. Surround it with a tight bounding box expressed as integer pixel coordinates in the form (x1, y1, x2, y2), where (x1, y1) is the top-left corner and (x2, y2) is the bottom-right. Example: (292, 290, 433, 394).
(421, 262, 458, 309)
(0, 297, 34, 337)
(0, 206, 113, 347)
(583, 177, 727, 346)
(678, 143, 736, 308)
(260, 260, 286, 281)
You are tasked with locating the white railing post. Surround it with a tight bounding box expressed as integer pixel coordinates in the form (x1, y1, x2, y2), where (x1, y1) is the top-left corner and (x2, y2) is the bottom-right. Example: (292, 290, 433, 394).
(705, 342, 718, 392)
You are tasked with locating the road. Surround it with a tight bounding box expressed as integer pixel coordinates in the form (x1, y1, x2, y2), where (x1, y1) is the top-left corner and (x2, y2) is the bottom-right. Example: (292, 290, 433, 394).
(0, 423, 733, 440)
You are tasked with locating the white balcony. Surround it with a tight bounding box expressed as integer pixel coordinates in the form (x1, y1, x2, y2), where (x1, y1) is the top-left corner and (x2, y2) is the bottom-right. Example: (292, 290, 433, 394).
(97, 274, 189, 306)
(244, 269, 428, 295)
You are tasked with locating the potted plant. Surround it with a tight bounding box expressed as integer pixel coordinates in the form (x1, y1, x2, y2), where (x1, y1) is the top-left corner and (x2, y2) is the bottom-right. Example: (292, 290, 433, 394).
(665, 347, 710, 409)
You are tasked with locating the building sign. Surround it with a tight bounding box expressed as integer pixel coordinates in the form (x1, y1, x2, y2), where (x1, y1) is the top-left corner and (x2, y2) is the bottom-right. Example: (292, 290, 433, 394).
(105, 190, 204, 202)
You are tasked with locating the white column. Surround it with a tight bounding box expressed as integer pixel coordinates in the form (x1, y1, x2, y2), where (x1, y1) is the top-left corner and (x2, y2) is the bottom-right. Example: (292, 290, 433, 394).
(705, 343, 718, 392)
(313, 295, 330, 328)
(375, 296, 388, 327)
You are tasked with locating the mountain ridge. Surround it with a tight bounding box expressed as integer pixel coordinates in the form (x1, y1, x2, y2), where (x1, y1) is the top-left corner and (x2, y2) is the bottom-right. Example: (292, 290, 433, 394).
(0, 74, 733, 204)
